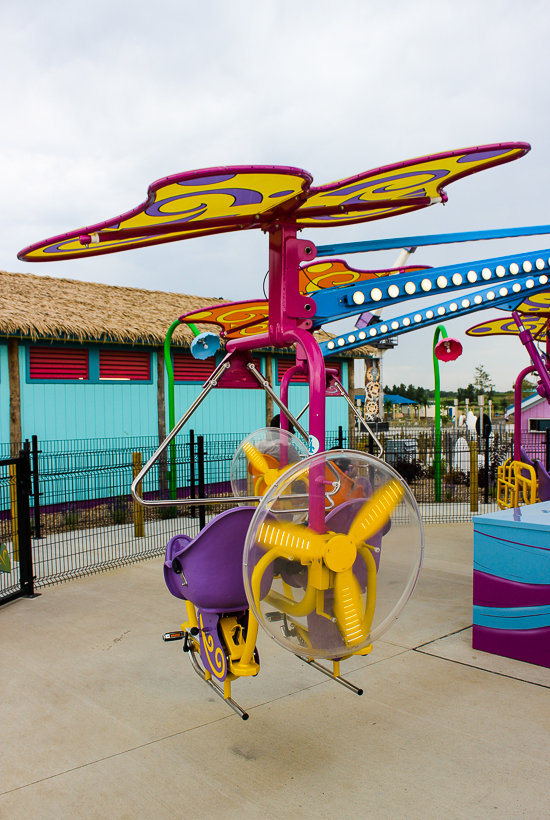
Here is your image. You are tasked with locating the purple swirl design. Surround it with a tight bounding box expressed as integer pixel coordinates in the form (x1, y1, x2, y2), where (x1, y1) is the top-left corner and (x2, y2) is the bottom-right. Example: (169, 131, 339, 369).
(178, 174, 235, 186)
(269, 189, 294, 198)
(146, 187, 263, 218)
(319, 169, 448, 203)
(457, 149, 510, 163)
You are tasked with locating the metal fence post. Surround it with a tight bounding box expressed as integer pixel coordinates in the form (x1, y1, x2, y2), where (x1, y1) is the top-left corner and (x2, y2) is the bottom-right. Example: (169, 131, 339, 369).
(31, 435, 42, 539)
(189, 429, 196, 518)
(132, 452, 145, 537)
(338, 425, 343, 449)
(16, 450, 34, 596)
(546, 427, 550, 473)
(198, 435, 206, 531)
(469, 438, 478, 512)
(9, 464, 19, 562)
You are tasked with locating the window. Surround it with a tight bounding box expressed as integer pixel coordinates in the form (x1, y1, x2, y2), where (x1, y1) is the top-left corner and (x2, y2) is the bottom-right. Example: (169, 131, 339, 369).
(277, 357, 342, 384)
(173, 351, 217, 382)
(99, 350, 150, 381)
(29, 347, 89, 380)
(528, 418, 550, 432)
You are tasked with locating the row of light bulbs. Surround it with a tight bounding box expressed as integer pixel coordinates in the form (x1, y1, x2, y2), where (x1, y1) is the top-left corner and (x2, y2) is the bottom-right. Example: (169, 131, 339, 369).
(347, 256, 549, 307)
(325, 271, 549, 351)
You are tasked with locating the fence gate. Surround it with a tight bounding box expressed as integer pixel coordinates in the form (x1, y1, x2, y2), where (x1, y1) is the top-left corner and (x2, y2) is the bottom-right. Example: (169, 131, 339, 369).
(0, 449, 34, 604)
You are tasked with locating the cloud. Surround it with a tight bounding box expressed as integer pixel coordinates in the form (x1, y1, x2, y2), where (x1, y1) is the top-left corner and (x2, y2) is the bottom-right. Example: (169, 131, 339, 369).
(1, 0, 549, 390)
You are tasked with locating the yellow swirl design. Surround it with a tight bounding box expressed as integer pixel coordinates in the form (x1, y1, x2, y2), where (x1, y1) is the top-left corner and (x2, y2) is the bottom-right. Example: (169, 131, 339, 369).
(199, 614, 226, 680)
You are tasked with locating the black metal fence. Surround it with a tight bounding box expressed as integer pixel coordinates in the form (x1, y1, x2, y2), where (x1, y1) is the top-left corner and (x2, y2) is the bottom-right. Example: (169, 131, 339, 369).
(1, 425, 547, 600)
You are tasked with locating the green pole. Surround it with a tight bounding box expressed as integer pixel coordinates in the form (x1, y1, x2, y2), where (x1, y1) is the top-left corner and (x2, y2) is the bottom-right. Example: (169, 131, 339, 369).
(433, 324, 448, 503)
(163, 320, 200, 499)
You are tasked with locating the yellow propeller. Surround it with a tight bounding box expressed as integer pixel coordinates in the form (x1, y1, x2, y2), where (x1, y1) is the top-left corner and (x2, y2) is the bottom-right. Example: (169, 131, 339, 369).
(243, 442, 303, 495)
(253, 478, 404, 648)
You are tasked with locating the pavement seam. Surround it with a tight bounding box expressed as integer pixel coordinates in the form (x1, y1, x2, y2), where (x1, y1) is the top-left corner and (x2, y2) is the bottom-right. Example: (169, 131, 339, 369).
(413, 627, 550, 689)
(1, 648, 413, 797)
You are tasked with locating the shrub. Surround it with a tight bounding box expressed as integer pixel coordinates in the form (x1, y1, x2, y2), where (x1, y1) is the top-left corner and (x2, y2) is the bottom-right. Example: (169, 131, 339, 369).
(108, 495, 130, 525)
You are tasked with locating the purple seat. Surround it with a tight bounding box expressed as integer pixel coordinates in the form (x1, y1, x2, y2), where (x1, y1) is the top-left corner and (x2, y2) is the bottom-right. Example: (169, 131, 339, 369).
(164, 507, 257, 613)
(535, 460, 550, 502)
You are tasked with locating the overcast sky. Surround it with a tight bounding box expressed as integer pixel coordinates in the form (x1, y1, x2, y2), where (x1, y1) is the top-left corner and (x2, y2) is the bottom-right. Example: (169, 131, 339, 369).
(2, 0, 549, 391)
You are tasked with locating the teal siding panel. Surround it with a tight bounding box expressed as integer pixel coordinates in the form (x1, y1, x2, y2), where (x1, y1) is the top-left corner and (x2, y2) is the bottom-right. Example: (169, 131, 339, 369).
(173, 385, 266, 436)
(20, 377, 158, 441)
(0, 344, 8, 443)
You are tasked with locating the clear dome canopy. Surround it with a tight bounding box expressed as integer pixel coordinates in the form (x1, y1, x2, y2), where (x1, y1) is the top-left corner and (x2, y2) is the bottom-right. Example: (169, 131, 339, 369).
(243, 449, 423, 660)
(230, 427, 308, 516)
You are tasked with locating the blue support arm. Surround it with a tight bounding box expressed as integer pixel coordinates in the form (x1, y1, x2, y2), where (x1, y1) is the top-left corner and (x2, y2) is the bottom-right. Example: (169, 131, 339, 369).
(319, 271, 550, 357)
(311, 249, 550, 327)
(316, 225, 550, 258)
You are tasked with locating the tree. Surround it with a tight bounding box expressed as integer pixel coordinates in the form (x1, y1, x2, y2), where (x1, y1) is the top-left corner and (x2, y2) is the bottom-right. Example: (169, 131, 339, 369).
(457, 383, 476, 403)
(473, 365, 494, 397)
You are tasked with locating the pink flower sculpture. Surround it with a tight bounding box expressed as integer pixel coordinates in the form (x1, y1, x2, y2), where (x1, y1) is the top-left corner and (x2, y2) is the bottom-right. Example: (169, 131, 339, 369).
(434, 337, 462, 362)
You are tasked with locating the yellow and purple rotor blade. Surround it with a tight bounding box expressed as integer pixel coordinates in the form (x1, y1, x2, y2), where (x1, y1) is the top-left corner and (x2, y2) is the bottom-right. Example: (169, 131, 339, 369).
(298, 258, 431, 294)
(17, 167, 313, 262)
(179, 300, 269, 340)
(312, 249, 550, 328)
(466, 315, 548, 338)
(318, 273, 550, 357)
(293, 143, 529, 228)
(18, 143, 529, 263)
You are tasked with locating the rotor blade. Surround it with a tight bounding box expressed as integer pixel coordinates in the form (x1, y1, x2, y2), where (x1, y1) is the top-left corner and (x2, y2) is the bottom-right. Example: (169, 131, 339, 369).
(333, 568, 366, 647)
(242, 443, 270, 475)
(348, 479, 404, 545)
(255, 520, 326, 562)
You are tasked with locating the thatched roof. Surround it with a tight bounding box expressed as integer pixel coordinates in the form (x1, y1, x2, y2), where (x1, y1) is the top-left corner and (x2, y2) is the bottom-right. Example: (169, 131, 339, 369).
(0, 270, 376, 356)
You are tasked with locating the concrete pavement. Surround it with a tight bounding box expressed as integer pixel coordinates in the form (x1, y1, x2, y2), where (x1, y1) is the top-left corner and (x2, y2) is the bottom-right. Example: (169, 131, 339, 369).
(1, 523, 549, 820)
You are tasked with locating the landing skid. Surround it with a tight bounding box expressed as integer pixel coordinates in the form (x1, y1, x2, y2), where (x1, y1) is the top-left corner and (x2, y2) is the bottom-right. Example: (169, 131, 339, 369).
(162, 629, 249, 720)
(299, 656, 364, 696)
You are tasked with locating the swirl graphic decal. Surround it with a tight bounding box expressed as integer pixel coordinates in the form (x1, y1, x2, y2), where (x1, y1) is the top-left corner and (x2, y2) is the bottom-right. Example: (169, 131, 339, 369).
(199, 613, 226, 680)
(466, 316, 547, 337)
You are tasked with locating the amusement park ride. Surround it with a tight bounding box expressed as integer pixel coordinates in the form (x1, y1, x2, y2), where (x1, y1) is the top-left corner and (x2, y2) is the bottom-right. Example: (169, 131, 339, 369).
(19, 142, 550, 715)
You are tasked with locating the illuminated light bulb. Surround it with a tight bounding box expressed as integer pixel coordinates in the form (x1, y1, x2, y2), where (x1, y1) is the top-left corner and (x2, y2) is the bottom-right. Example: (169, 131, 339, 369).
(380, 324, 388, 333)
(371, 287, 383, 301)
(452, 273, 463, 286)
(437, 276, 448, 288)
(495, 266, 505, 277)
(414, 314, 422, 322)
(369, 328, 377, 336)
(327, 341, 335, 350)
(474, 295, 483, 304)
(358, 331, 366, 340)
(403, 317, 411, 326)
(388, 284, 400, 298)
(348, 334, 356, 343)
(523, 260, 532, 273)
(509, 263, 519, 275)
(450, 303, 458, 311)
(391, 321, 399, 330)
(482, 268, 493, 279)
(405, 281, 416, 295)
(437, 306, 446, 315)
(487, 291, 495, 300)
(540, 275, 549, 284)
(526, 279, 535, 288)
(536, 258, 545, 270)
(499, 287, 508, 297)
(512, 283, 521, 293)
(352, 291, 365, 305)
(461, 299, 470, 308)
(338, 338, 345, 346)
(426, 310, 434, 319)
(467, 271, 478, 283)
(421, 279, 432, 291)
